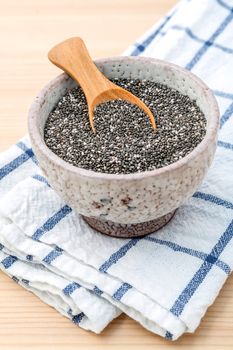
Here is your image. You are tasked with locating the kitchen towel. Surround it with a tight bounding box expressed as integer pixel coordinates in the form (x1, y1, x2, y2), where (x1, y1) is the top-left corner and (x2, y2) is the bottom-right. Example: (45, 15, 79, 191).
(0, 0, 233, 340)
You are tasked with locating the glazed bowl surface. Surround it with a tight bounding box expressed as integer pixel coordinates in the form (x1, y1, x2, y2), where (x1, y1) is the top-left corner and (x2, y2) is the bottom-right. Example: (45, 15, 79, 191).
(28, 56, 219, 227)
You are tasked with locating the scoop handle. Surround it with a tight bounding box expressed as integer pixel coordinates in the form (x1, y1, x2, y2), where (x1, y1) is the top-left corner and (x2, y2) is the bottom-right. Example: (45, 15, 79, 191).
(48, 37, 112, 103)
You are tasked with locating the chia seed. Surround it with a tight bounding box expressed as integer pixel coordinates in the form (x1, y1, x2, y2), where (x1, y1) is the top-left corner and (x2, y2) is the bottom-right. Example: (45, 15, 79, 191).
(44, 79, 206, 174)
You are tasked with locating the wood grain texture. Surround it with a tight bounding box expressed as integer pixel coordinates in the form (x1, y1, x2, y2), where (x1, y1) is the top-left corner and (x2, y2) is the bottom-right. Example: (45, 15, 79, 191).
(1, 0, 233, 348)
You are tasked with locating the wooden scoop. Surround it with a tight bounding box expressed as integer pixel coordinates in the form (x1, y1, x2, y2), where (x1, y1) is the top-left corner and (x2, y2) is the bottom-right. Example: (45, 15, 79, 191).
(48, 37, 156, 133)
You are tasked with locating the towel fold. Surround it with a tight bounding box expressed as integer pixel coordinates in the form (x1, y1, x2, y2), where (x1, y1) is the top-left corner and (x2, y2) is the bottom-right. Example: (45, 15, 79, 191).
(0, 0, 233, 340)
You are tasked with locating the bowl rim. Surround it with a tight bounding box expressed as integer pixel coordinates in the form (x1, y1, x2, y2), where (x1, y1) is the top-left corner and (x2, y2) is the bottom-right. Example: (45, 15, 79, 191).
(28, 56, 220, 181)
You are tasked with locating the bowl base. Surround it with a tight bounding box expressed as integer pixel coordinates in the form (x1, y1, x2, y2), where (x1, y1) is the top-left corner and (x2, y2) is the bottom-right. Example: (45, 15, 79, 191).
(82, 210, 176, 238)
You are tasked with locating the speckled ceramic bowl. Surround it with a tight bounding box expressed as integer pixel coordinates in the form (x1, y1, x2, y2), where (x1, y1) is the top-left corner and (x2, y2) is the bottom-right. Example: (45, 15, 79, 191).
(28, 56, 219, 238)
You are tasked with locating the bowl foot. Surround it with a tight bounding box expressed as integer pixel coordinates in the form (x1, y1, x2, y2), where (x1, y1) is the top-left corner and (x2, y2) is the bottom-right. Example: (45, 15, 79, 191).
(82, 210, 176, 238)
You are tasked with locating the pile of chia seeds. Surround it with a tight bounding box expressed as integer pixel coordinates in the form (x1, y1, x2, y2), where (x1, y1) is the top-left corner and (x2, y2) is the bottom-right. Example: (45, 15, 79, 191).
(44, 79, 206, 174)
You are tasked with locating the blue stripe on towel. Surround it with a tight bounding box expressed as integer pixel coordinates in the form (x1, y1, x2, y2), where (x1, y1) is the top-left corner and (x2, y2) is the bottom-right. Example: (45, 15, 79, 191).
(21, 279, 29, 285)
(171, 25, 233, 54)
(93, 286, 103, 296)
(32, 174, 50, 187)
(112, 283, 132, 301)
(186, 11, 233, 70)
(216, 0, 233, 11)
(170, 219, 233, 316)
(0, 148, 34, 181)
(218, 141, 233, 150)
(43, 246, 63, 264)
(220, 101, 233, 128)
(144, 236, 231, 274)
(131, 8, 177, 56)
(63, 282, 81, 296)
(193, 192, 233, 210)
(99, 238, 141, 273)
(72, 312, 85, 325)
(26, 254, 33, 261)
(32, 205, 72, 241)
(12, 276, 19, 283)
(1, 255, 18, 269)
(16, 141, 38, 165)
(214, 90, 233, 100)
(165, 331, 173, 340)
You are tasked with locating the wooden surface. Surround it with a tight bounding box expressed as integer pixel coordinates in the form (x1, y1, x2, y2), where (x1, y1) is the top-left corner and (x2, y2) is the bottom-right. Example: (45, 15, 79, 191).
(0, 0, 233, 349)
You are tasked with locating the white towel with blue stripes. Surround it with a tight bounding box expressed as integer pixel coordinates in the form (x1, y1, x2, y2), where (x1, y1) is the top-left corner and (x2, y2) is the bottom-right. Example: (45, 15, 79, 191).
(0, 0, 233, 340)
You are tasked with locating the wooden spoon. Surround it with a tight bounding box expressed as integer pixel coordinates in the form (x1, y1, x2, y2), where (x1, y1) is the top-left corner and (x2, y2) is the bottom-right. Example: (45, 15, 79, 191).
(48, 37, 156, 133)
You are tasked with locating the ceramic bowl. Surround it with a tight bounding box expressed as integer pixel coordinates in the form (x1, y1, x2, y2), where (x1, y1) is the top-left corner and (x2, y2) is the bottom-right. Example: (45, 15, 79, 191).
(28, 56, 219, 238)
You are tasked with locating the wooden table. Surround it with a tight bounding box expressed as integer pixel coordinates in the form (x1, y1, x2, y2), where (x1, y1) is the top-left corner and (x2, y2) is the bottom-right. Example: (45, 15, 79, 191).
(0, 1, 233, 348)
